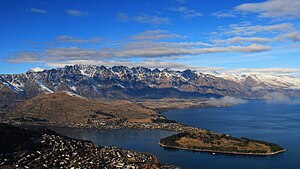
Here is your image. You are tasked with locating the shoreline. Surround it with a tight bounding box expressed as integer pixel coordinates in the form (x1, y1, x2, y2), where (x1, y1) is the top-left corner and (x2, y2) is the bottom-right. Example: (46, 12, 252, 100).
(153, 103, 231, 114)
(159, 143, 286, 156)
(2, 102, 287, 157)
(9, 122, 286, 157)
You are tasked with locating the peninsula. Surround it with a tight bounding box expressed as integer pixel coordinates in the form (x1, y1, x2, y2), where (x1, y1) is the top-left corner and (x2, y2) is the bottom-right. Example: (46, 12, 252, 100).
(160, 132, 285, 155)
(1, 92, 286, 156)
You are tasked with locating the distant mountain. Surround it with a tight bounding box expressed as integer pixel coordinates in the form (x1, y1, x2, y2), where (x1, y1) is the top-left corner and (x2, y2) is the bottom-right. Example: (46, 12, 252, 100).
(0, 65, 299, 100)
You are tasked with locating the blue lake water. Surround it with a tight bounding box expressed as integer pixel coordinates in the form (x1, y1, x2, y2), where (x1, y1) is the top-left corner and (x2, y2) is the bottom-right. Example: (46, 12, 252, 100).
(53, 100, 300, 169)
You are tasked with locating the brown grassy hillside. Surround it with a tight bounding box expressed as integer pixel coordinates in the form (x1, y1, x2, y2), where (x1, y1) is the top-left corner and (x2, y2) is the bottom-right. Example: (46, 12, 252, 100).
(5, 92, 158, 125)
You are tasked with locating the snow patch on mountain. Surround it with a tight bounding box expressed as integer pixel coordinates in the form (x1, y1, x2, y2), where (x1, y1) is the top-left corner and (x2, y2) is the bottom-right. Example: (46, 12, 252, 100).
(62, 91, 86, 99)
(0, 76, 24, 94)
(36, 81, 53, 93)
(80, 69, 93, 77)
(205, 71, 300, 90)
(30, 67, 45, 72)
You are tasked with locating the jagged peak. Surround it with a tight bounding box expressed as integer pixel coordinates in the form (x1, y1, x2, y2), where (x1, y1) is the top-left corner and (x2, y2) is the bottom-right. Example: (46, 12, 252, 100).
(62, 64, 101, 70)
(162, 67, 172, 72)
(111, 65, 130, 72)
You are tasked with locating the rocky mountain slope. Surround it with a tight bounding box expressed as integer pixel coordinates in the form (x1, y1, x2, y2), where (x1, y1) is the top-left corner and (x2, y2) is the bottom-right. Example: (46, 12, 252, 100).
(0, 65, 299, 100)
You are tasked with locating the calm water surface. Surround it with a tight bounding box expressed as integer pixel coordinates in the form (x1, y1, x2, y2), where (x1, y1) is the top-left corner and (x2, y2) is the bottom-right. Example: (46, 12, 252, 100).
(53, 100, 300, 169)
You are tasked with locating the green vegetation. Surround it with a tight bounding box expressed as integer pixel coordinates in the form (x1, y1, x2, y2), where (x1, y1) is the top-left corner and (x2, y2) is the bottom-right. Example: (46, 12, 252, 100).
(152, 118, 177, 123)
(240, 137, 284, 153)
(160, 132, 285, 155)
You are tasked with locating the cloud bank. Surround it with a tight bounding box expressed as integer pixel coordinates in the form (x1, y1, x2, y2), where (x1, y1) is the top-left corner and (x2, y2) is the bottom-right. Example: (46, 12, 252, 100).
(7, 43, 271, 65)
(205, 96, 247, 106)
(56, 36, 101, 43)
(220, 23, 294, 36)
(235, 0, 300, 19)
(263, 92, 300, 104)
(213, 37, 270, 44)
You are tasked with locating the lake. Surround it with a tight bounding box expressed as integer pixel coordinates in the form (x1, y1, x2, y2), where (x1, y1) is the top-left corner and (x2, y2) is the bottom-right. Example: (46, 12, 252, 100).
(52, 100, 300, 169)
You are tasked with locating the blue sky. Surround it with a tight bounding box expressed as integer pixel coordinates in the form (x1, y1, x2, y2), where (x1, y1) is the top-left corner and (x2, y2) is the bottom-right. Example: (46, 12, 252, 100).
(0, 0, 300, 75)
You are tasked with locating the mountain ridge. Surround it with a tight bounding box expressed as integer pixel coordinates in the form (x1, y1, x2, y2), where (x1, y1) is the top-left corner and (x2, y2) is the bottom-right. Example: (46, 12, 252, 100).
(1, 65, 300, 100)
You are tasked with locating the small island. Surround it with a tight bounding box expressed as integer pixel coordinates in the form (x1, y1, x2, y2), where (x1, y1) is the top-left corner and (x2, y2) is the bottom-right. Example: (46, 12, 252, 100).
(160, 131, 286, 155)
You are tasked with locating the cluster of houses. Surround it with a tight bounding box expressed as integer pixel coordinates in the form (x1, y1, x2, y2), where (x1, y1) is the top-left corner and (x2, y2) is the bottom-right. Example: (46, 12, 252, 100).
(122, 122, 206, 133)
(5, 118, 205, 134)
(0, 133, 176, 168)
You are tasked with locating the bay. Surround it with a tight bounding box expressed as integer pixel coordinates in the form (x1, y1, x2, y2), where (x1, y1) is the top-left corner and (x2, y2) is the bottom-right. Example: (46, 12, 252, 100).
(53, 100, 300, 169)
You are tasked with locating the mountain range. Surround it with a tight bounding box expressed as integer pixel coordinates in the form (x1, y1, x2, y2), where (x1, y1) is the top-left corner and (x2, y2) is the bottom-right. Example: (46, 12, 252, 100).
(1, 65, 300, 101)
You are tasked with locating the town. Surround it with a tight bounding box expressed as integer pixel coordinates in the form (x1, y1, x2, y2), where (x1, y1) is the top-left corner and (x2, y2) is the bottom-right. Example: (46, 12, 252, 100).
(2, 116, 206, 134)
(0, 124, 177, 169)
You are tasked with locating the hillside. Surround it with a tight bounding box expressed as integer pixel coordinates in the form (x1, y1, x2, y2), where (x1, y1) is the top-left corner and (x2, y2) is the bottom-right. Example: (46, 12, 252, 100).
(0, 85, 24, 114)
(4, 92, 159, 126)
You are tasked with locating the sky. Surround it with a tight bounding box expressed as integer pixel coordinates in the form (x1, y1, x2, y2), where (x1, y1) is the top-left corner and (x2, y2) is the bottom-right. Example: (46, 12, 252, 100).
(0, 0, 300, 76)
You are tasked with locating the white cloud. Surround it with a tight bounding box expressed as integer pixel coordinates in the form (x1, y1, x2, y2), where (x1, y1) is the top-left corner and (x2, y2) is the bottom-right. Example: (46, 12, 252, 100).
(45, 47, 100, 59)
(169, 6, 202, 18)
(155, 41, 214, 47)
(275, 32, 300, 42)
(117, 13, 170, 25)
(263, 92, 290, 103)
(8, 43, 271, 64)
(213, 36, 270, 44)
(27, 8, 47, 14)
(235, 0, 300, 19)
(263, 92, 300, 104)
(132, 30, 185, 40)
(7, 28, 276, 75)
(114, 44, 271, 57)
(56, 35, 101, 43)
(122, 41, 214, 53)
(284, 32, 300, 41)
(221, 23, 294, 36)
(66, 9, 90, 17)
(7, 52, 41, 63)
(206, 96, 247, 106)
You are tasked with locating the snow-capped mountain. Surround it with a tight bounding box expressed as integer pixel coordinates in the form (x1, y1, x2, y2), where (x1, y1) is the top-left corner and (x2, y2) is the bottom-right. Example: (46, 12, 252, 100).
(0, 65, 299, 100)
(208, 72, 300, 90)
